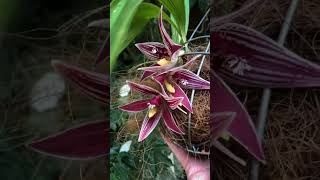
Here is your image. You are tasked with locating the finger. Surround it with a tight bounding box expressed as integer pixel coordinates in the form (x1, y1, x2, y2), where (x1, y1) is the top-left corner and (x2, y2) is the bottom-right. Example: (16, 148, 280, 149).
(160, 133, 191, 170)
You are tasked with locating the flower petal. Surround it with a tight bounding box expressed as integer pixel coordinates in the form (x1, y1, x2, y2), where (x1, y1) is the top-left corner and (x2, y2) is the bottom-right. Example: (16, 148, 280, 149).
(138, 62, 175, 73)
(173, 69, 210, 89)
(27, 120, 107, 160)
(154, 54, 201, 77)
(152, 74, 191, 111)
(52, 60, 108, 104)
(162, 104, 184, 134)
(212, 23, 320, 88)
(127, 81, 160, 95)
(138, 110, 162, 142)
(212, 72, 265, 162)
(211, 112, 235, 140)
(163, 96, 184, 110)
(171, 81, 193, 113)
(119, 99, 150, 112)
(159, 6, 183, 55)
(135, 42, 169, 60)
(140, 64, 160, 81)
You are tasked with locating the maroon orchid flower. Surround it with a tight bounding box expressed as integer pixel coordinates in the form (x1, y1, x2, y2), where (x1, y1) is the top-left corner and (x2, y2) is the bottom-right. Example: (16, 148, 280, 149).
(133, 6, 211, 115)
(135, 6, 185, 81)
(210, 112, 249, 165)
(119, 81, 184, 142)
(27, 120, 107, 160)
(210, 21, 320, 164)
(212, 23, 320, 88)
(151, 60, 210, 113)
(211, 72, 265, 163)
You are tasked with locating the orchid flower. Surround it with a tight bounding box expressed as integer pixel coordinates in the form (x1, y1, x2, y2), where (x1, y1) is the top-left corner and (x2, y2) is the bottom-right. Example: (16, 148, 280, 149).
(211, 72, 265, 164)
(134, 6, 210, 114)
(119, 81, 184, 142)
(135, 6, 185, 80)
(210, 21, 320, 164)
(212, 23, 320, 88)
(152, 60, 210, 113)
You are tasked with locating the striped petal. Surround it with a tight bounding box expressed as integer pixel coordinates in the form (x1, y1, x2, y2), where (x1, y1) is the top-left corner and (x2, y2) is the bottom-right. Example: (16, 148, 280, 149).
(28, 120, 107, 160)
(173, 69, 210, 89)
(135, 42, 169, 60)
(171, 81, 193, 113)
(159, 6, 183, 55)
(52, 60, 108, 104)
(138, 110, 162, 142)
(163, 96, 184, 110)
(127, 81, 160, 95)
(212, 72, 265, 162)
(138, 49, 184, 73)
(211, 112, 235, 140)
(212, 23, 320, 88)
(153, 74, 192, 112)
(162, 104, 184, 134)
(138, 61, 175, 73)
(119, 99, 150, 112)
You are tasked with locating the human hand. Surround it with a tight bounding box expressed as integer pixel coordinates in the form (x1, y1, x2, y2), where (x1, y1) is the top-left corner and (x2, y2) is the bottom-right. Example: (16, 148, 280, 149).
(161, 134, 210, 180)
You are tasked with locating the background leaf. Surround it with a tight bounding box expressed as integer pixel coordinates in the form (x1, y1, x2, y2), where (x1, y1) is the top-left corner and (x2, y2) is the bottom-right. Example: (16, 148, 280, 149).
(110, 0, 144, 72)
(110, 1, 173, 72)
(117, 3, 173, 60)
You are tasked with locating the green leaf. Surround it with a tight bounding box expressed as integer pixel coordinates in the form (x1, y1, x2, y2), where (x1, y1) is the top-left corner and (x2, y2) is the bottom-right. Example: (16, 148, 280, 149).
(118, 3, 174, 57)
(110, 1, 173, 72)
(110, 0, 144, 72)
(158, 0, 190, 43)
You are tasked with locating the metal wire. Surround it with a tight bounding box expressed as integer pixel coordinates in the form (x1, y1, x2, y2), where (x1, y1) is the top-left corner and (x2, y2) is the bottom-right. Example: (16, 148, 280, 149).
(185, 9, 210, 148)
(249, 0, 300, 179)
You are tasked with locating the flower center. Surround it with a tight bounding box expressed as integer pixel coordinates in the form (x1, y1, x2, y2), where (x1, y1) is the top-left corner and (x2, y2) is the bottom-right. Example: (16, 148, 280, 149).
(157, 58, 171, 66)
(164, 79, 175, 93)
(148, 106, 158, 118)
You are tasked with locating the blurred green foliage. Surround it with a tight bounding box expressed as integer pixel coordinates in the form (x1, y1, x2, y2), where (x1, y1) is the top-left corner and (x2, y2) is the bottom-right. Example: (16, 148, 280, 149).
(0, 0, 16, 31)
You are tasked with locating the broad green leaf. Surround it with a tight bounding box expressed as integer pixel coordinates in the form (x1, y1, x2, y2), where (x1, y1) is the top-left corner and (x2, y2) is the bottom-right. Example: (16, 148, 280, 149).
(111, 1, 174, 72)
(110, 0, 144, 72)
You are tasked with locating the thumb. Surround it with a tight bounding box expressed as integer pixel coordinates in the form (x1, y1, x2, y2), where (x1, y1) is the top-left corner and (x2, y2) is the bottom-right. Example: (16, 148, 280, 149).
(160, 133, 190, 170)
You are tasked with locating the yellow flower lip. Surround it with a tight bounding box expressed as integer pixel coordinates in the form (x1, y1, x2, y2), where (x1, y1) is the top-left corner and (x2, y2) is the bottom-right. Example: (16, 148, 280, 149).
(164, 80, 175, 93)
(157, 58, 171, 66)
(148, 107, 157, 118)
